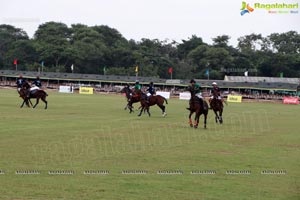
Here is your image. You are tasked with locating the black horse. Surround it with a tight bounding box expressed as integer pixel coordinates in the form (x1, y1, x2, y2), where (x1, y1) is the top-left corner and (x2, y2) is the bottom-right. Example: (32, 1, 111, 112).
(19, 82, 48, 109)
(187, 96, 208, 129)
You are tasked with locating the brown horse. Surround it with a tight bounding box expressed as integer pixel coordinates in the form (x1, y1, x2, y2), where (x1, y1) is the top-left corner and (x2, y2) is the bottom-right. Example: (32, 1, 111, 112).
(19, 82, 48, 109)
(187, 96, 208, 129)
(121, 86, 141, 113)
(209, 94, 223, 124)
(138, 95, 168, 117)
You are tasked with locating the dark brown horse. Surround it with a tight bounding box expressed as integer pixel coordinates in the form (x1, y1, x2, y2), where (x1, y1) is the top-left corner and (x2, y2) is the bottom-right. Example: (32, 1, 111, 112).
(121, 86, 141, 113)
(17, 89, 32, 107)
(19, 82, 48, 109)
(209, 94, 223, 124)
(138, 95, 168, 117)
(187, 96, 208, 129)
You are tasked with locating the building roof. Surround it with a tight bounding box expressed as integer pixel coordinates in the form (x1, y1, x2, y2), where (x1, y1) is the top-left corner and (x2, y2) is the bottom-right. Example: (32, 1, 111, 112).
(224, 75, 300, 84)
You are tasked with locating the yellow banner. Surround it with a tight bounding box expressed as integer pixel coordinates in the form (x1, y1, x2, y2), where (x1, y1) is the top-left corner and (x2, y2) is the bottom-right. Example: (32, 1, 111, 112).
(227, 95, 242, 103)
(79, 87, 94, 94)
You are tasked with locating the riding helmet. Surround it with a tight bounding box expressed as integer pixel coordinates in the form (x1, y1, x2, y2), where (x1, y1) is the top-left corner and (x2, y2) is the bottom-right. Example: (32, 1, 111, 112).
(190, 79, 196, 83)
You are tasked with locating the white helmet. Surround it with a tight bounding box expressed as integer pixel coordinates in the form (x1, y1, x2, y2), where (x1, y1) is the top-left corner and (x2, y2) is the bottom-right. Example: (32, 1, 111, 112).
(212, 82, 217, 85)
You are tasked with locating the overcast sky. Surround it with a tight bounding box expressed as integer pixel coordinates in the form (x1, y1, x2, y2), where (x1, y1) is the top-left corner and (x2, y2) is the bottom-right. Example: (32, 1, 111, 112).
(1, 0, 299, 46)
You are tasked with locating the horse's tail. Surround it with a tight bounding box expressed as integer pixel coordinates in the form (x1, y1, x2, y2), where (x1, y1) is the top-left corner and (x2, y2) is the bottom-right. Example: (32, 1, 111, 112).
(163, 97, 168, 104)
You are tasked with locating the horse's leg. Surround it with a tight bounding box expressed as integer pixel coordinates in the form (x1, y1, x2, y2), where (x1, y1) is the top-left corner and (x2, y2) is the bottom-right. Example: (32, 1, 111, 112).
(33, 98, 39, 108)
(25, 99, 30, 107)
(20, 99, 26, 108)
(138, 106, 144, 117)
(146, 106, 151, 117)
(157, 104, 166, 117)
(219, 108, 223, 124)
(204, 112, 207, 129)
(194, 111, 199, 129)
(189, 111, 193, 127)
(41, 96, 48, 109)
(28, 99, 33, 107)
(213, 109, 219, 123)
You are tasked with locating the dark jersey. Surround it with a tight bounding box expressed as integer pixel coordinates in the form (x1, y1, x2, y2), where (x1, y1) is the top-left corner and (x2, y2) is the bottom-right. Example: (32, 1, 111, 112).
(147, 86, 155, 95)
(16, 78, 25, 88)
(33, 79, 42, 87)
(212, 86, 221, 95)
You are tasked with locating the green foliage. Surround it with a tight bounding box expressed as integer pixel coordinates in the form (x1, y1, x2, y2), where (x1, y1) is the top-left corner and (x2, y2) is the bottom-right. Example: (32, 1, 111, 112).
(0, 22, 299, 78)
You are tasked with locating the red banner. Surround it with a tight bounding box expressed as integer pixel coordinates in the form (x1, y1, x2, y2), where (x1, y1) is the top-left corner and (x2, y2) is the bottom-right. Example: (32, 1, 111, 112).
(13, 59, 18, 65)
(168, 67, 173, 74)
(283, 96, 299, 105)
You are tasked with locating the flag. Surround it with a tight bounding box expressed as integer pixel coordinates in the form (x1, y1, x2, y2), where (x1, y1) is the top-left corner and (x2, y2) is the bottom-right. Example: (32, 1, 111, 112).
(13, 59, 18, 65)
(244, 70, 248, 77)
(103, 66, 106, 73)
(41, 61, 44, 67)
(205, 69, 209, 76)
(168, 67, 173, 74)
(71, 64, 74, 71)
(135, 66, 138, 73)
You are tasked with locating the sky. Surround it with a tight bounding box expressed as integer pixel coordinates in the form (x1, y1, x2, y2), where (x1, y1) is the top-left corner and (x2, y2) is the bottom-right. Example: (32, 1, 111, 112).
(0, 0, 299, 46)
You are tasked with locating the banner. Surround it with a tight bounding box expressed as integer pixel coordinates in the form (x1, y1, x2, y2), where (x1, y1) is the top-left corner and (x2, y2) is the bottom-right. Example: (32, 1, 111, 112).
(283, 96, 299, 105)
(227, 95, 242, 103)
(179, 92, 191, 100)
(79, 87, 94, 94)
(59, 86, 73, 93)
(156, 91, 170, 99)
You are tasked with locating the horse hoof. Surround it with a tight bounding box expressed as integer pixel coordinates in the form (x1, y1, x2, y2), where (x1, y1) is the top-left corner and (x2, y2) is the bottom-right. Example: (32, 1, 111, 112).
(189, 124, 193, 128)
(194, 125, 198, 129)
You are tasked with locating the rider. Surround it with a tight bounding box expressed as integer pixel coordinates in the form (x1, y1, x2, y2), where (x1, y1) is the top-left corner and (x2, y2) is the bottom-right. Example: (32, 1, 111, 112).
(188, 79, 204, 108)
(209, 82, 223, 107)
(134, 80, 142, 94)
(32, 76, 42, 88)
(16, 75, 25, 92)
(146, 82, 156, 103)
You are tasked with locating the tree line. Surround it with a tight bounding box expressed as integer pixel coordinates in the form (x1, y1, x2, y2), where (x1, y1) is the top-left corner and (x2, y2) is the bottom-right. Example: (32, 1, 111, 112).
(0, 22, 299, 79)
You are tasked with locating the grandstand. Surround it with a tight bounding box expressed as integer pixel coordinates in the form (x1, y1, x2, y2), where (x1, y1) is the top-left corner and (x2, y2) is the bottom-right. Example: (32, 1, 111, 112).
(0, 70, 299, 96)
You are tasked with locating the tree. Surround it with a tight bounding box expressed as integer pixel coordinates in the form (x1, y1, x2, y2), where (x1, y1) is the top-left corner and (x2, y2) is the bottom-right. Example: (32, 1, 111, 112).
(0, 25, 29, 69)
(34, 22, 72, 71)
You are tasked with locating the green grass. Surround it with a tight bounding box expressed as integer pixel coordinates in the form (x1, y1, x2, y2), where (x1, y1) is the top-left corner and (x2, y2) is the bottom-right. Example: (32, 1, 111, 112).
(0, 89, 299, 200)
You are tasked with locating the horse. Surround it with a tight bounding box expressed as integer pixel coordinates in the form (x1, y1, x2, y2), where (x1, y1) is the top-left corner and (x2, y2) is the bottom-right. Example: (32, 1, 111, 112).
(209, 94, 223, 124)
(138, 95, 168, 117)
(17, 88, 32, 108)
(120, 86, 141, 113)
(19, 82, 48, 109)
(187, 96, 208, 129)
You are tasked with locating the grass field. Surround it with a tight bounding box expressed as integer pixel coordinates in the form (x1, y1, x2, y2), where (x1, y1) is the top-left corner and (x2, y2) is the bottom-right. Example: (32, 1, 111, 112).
(0, 89, 299, 200)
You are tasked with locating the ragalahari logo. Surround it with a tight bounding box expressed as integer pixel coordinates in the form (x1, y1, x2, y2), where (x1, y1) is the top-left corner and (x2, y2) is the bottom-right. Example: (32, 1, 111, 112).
(241, 1, 254, 15)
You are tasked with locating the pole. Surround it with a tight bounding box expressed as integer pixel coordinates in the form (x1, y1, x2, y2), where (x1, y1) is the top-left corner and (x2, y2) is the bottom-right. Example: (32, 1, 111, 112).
(207, 70, 209, 80)
(15, 64, 17, 71)
(171, 72, 173, 80)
